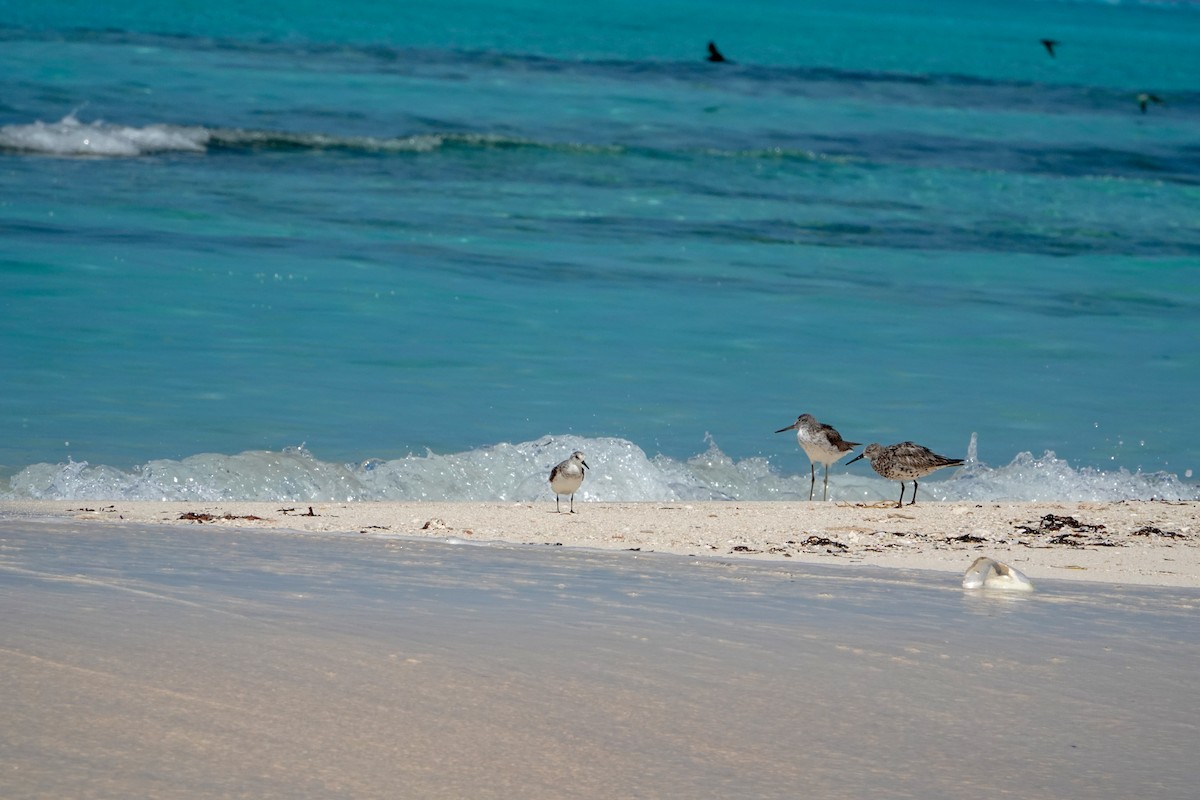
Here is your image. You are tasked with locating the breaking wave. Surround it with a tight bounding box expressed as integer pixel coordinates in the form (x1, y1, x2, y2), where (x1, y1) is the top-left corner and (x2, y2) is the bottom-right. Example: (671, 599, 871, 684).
(3, 434, 1196, 504)
(0, 113, 560, 158)
(3, 113, 1193, 193)
(0, 113, 836, 162)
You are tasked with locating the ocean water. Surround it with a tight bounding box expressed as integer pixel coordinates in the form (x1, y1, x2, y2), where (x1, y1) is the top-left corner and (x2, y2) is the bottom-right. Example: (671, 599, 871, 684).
(2, 0, 1199, 502)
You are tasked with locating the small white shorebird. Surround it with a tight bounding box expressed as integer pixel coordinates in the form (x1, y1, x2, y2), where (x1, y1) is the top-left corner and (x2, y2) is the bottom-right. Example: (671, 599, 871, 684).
(848, 441, 964, 508)
(549, 450, 589, 513)
(775, 413, 860, 501)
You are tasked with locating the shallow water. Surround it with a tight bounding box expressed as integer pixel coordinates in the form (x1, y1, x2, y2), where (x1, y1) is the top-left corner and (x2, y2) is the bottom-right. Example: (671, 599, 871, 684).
(2, 519, 1198, 797)
(2, 0, 1198, 497)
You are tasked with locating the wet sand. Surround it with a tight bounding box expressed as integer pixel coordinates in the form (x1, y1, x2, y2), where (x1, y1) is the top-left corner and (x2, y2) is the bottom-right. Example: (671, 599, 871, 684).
(3, 504, 1199, 798)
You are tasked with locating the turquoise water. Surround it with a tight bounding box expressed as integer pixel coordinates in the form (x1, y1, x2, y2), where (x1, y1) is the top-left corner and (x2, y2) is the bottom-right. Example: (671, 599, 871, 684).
(2, 0, 1199, 500)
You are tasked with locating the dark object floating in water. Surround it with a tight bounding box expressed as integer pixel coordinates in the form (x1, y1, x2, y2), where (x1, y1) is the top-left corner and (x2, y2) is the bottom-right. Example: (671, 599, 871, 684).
(707, 41, 727, 63)
(1137, 93, 1165, 114)
(1040, 38, 1059, 58)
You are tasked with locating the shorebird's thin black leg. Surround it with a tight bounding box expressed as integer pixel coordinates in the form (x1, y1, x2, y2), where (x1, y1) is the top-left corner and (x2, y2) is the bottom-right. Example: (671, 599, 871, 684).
(822, 465, 829, 501)
(896, 482, 906, 508)
(809, 464, 816, 501)
(909, 479, 920, 506)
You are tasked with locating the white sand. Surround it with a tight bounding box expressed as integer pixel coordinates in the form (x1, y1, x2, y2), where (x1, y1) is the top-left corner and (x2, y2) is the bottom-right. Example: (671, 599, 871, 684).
(3, 506, 1198, 798)
(4, 499, 1198, 586)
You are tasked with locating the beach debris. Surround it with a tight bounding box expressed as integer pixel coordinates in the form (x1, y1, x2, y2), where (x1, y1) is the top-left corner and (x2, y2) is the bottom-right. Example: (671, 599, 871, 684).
(421, 518, 450, 531)
(178, 512, 267, 523)
(1050, 533, 1119, 547)
(1018, 514, 1105, 535)
(278, 506, 319, 516)
(791, 536, 849, 551)
(946, 533, 988, 544)
(1131, 526, 1187, 539)
(1014, 514, 1120, 547)
(730, 545, 763, 554)
(962, 557, 1035, 592)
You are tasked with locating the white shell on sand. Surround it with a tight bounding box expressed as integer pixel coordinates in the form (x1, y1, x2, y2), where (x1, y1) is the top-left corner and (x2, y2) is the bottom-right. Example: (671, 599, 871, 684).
(962, 556, 1035, 592)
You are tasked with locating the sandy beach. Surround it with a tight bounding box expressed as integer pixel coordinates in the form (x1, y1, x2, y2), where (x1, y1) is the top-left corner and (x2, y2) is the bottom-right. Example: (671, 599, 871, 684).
(3, 499, 1198, 587)
(4, 501, 1199, 798)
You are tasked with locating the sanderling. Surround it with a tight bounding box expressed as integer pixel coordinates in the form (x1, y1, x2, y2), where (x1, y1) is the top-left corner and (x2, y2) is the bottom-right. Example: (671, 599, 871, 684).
(549, 450, 589, 513)
(847, 441, 964, 507)
(775, 413, 860, 501)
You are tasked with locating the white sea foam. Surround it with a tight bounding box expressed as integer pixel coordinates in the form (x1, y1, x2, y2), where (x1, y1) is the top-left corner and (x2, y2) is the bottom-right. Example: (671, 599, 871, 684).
(0, 114, 546, 157)
(2, 434, 1196, 503)
(0, 114, 209, 156)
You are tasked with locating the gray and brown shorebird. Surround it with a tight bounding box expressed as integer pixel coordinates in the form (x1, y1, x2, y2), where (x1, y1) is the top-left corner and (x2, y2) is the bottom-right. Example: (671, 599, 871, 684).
(775, 414, 860, 501)
(847, 441, 964, 508)
(549, 450, 589, 513)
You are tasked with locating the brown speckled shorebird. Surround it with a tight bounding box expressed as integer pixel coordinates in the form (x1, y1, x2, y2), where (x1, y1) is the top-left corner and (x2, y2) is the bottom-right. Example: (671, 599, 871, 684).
(847, 441, 964, 507)
(549, 450, 589, 513)
(775, 413, 860, 501)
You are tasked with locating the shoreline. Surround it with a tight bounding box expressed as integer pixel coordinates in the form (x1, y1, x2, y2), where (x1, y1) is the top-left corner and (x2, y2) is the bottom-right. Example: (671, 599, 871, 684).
(3, 499, 1198, 588)
(7, 506, 1198, 799)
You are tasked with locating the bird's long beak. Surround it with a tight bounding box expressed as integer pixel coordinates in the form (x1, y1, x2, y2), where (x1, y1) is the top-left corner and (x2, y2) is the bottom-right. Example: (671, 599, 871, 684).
(582, 460, 590, 470)
(775, 424, 796, 433)
(847, 453, 865, 464)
